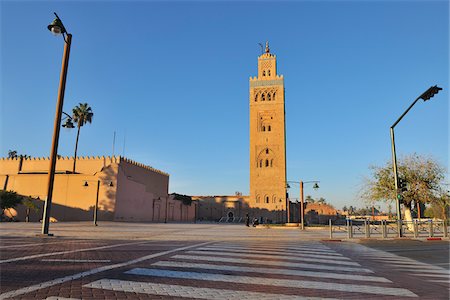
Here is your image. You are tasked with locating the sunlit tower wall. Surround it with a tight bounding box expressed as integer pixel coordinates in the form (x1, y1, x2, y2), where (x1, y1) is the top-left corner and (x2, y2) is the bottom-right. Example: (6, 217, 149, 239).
(249, 43, 287, 221)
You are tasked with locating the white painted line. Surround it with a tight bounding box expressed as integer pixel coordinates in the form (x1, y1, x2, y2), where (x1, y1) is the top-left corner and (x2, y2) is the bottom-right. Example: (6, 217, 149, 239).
(45, 297, 80, 300)
(211, 242, 333, 250)
(405, 269, 450, 275)
(417, 273, 450, 278)
(186, 250, 360, 266)
(428, 279, 450, 284)
(172, 255, 374, 273)
(198, 247, 347, 258)
(84, 279, 338, 300)
(152, 260, 391, 283)
(0, 241, 89, 249)
(210, 244, 336, 254)
(125, 268, 417, 297)
(0, 241, 212, 300)
(0, 240, 149, 264)
(41, 259, 111, 263)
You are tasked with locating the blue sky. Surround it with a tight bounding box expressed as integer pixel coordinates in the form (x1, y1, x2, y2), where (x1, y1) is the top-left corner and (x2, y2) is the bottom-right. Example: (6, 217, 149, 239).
(1, 0, 448, 210)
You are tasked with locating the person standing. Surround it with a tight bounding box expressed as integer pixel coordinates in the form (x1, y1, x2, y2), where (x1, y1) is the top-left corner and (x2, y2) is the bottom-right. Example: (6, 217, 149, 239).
(245, 213, 250, 227)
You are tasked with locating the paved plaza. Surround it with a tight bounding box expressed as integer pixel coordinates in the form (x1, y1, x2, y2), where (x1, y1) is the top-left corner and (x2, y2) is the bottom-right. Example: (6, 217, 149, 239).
(0, 222, 449, 299)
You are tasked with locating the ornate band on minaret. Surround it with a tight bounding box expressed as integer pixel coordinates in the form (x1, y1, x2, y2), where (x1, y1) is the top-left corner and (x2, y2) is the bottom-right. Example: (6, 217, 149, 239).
(249, 43, 287, 222)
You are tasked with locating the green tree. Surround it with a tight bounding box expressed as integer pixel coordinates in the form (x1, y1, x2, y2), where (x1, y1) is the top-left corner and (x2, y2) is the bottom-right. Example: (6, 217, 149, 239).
(361, 153, 445, 224)
(0, 190, 23, 220)
(317, 197, 326, 204)
(7, 150, 17, 158)
(72, 103, 94, 173)
(427, 188, 450, 220)
(22, 196, 39, 222)
(305, 195, 314, 203)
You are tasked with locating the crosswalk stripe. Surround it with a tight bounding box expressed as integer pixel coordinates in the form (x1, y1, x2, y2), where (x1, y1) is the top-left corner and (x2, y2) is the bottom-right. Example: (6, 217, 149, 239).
(428, 280, 450, 284)
(41, 259, 111, 263)
(417, 273, 450, 278)
(45, 297, 80, 300)
(152, 260, 391, 283)
(209, 244, 336, 254)
(391, 264, 450, 272)
(172, 255, 373, 273)
(0, 242, 212, 299)
(211, 243, 333, 250)
(84, 279, 338, 300)
(197, 247, 348, 259)
(125, 268, 417, 297)
(186, 250, 360, 266)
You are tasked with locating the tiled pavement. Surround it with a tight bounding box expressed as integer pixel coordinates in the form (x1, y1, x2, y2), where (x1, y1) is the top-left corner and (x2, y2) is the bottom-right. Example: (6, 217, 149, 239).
(0, 223, 449, 299)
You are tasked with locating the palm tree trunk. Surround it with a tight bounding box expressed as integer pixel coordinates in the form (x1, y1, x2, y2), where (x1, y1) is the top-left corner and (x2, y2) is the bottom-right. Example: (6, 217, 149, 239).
(73, 125, 81, 173)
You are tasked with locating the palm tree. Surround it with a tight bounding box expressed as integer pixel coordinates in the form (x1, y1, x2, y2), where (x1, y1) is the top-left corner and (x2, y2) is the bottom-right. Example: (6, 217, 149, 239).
(72, 103, 93, 173)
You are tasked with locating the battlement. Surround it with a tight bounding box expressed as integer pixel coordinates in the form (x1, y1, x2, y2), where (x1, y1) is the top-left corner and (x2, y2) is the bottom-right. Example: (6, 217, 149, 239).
(119, 156, 169, 177)
(249, 74, 283, 82)
(259, 53, 276, 59)
(0, 155, 168, 177)
(0, 155, 119, 162)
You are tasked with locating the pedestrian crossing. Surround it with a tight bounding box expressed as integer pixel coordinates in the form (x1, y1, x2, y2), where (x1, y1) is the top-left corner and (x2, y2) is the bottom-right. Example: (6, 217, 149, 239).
(360, 247, 450, 286)
(81, 242, 418, 299)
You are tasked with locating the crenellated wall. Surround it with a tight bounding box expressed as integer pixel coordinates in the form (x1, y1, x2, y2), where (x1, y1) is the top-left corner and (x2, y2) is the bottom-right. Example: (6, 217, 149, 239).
(0, 156, 180, 223)
(0, 156, 120, 175)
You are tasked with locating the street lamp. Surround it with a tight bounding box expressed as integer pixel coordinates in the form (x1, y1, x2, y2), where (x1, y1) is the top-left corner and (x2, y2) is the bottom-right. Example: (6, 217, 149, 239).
(287, 180, 320, 230)
(390, 85, 442, 237)
(62, 112, 75, 129)
(41, 13, 72, 235)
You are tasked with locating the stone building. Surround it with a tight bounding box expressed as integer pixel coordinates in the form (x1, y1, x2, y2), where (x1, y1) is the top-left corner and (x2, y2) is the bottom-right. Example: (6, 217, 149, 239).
(0, 156, 196, 222)
(249, 42, 287, 222)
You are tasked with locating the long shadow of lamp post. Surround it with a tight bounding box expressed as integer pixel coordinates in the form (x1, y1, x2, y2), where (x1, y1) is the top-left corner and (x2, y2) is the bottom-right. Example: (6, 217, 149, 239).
(41, 13, 72, 235)
(390, 85, 442, 237)
(287, 180, 319, 230)
(84, 180, 114, 226)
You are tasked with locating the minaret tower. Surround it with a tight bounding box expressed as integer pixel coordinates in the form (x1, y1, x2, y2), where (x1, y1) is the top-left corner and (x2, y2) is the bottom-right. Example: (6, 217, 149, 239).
(249, 42, 286, 221)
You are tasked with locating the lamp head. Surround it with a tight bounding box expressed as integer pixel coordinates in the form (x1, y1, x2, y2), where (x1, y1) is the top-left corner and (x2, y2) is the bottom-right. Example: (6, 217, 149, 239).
(47, 13, 67, 36)
(313, 183, 320, 190)
(420, 85, 442, 101)
(62, 118, 74, 128)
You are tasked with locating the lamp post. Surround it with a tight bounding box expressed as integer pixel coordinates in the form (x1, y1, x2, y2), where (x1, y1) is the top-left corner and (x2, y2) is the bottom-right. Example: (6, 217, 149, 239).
(390, 85, 442, 237)
(41, 13, 72, 235)
(287, 180, 319, 230)
(84, 180, 113, 226)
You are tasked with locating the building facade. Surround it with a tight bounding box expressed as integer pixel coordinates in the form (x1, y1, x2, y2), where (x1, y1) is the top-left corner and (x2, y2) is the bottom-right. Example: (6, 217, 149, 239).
(249, 42, 287, 221)
(0, 156, 196, 223)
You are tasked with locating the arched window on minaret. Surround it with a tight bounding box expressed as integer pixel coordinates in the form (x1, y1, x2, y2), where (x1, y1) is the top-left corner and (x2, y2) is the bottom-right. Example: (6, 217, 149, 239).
(262, 70, 266, 77)
(261, 93, 265, 101)
(268, 70, 271, 76)
(265, 159, 269, 167)
(267, 93, 271, 101)
(254, 94, 258, 102)
(268, 125, 271, 132)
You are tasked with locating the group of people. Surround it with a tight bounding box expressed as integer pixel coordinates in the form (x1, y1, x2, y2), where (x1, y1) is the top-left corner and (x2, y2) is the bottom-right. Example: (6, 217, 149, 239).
(245, 213, 259, 227)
